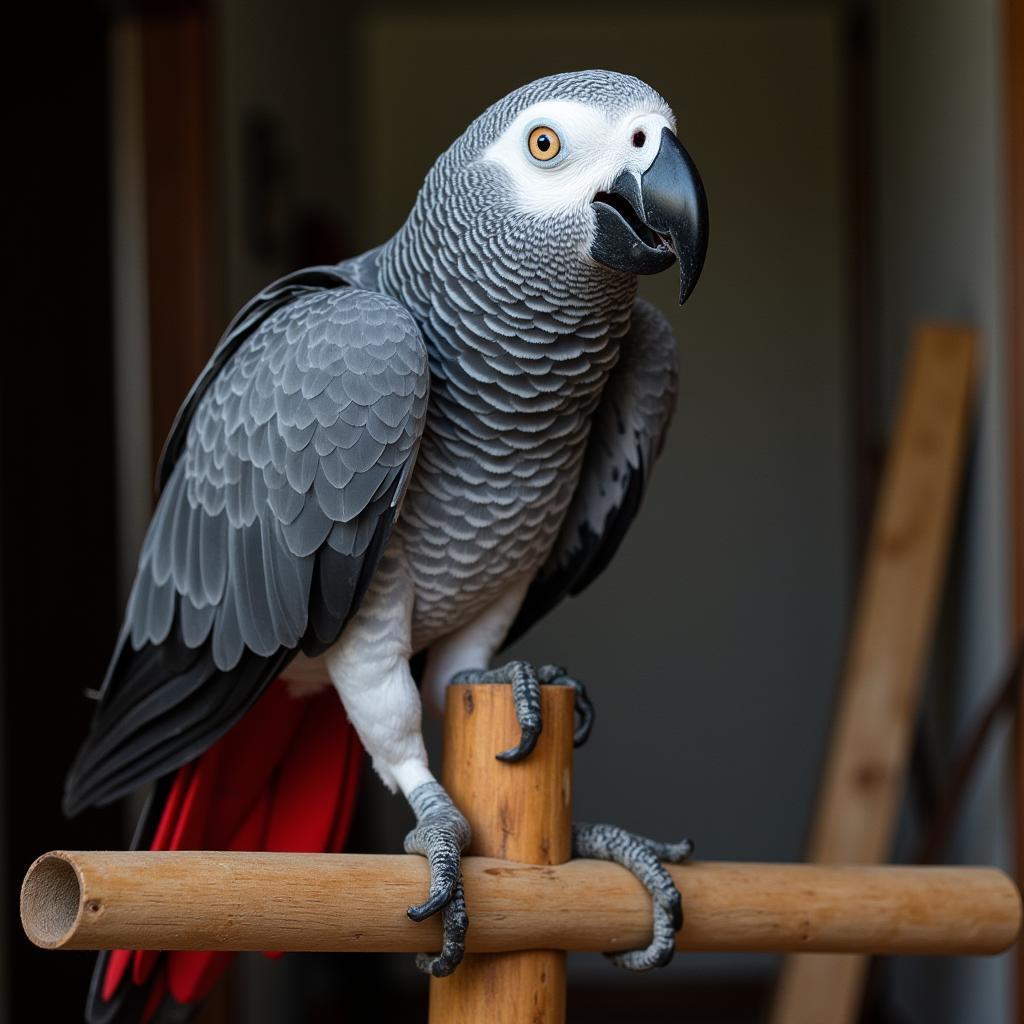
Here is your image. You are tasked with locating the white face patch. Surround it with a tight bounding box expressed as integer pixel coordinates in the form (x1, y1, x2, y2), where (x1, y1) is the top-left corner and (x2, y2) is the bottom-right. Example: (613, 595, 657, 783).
(481, 98, 676, 219)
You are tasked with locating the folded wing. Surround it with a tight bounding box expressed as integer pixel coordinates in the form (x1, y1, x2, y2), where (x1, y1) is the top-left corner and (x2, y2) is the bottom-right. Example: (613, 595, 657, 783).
(64, 283, 429, 814)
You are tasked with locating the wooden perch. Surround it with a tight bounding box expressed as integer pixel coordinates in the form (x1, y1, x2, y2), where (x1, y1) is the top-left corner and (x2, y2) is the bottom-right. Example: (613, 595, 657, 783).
(428, 668, 574, 1021)
(21, 685, 1021, 1023)
(20, 849, 1020, 957)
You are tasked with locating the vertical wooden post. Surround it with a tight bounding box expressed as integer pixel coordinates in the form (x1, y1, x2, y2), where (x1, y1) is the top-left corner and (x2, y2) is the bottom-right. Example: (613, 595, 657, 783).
(770, 325, 976, 1024)
(429, 684, 574, 1024)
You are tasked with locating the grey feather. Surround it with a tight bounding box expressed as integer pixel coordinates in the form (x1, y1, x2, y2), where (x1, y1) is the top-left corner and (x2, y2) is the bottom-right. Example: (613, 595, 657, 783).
(505, 300, 678, 644)
(179, 598, 216, 648)
(197, 509, 228, 606)
(211, 580, 244, 671)
(280, 492, 332, 559)
(167, 286, 430, 668)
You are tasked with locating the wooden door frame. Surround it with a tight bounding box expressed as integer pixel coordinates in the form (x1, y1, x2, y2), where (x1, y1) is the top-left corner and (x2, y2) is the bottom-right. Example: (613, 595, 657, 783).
(136, 11, 225, 1023)
(139, 7, 222, 467)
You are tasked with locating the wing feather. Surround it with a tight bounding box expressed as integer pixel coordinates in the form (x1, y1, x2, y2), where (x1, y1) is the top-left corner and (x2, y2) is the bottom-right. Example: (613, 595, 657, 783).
(64, 283, 428, 815)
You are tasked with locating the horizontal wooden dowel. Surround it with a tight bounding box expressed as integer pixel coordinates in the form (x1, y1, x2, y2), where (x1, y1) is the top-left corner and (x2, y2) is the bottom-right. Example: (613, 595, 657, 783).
(21, 851, 1020, 958)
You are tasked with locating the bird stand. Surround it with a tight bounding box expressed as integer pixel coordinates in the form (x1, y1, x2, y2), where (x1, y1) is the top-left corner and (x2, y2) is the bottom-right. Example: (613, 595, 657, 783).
(20, 684, 1023, 1023)
(430, 683, 575, 1024)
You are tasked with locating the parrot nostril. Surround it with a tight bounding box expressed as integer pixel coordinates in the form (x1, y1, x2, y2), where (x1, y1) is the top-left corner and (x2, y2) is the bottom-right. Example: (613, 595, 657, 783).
(632, 130, 646, 148)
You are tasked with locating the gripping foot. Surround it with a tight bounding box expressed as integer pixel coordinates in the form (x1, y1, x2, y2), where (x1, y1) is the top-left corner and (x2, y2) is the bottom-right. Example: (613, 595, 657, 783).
(451, 661, 594, 761)
(404, 781, 471, 977)
(572, 822, 693, 970)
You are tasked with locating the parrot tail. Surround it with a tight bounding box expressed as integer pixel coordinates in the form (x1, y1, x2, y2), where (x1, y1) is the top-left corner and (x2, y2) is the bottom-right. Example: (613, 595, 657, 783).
(85, 678, 364, 1024)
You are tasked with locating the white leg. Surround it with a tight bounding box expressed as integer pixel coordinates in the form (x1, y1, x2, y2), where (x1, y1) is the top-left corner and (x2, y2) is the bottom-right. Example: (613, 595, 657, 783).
(324, 545, 432, 797)
(324, 543, 472, 978)
(421, 577, 531, 717)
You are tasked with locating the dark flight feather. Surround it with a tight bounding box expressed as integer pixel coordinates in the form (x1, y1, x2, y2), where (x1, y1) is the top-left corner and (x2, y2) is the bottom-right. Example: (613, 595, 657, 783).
(64, 278, 429, 816)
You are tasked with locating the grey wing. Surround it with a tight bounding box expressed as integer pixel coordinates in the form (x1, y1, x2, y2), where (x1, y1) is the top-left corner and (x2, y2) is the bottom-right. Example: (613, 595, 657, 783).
(64, 287, 429, 814)
(157, 264, 354, 490)
(505, 299, 678, 645)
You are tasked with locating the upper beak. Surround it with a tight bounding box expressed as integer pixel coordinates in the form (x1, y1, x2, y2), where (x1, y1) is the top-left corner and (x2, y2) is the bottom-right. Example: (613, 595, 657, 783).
(590, 127, 709, 305)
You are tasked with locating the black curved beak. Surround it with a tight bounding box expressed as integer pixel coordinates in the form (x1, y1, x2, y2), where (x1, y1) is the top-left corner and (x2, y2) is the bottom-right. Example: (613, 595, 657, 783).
(590, 127, 709, 305)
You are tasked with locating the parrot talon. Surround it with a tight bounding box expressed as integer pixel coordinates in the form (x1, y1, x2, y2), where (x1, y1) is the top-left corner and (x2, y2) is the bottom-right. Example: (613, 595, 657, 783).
(495, 723, 539, 762)
(572, 821, 693, 971)
(544, 668, 595, 747)
(452, 660, 594, 759)
(414, 877, 468, 977)
(407, 887, 454, 923)
(404, 781, 471, 974)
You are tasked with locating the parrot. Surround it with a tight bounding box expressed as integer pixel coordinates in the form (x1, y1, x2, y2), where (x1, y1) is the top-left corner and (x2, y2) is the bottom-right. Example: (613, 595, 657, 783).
(62, 69, 709, 1022)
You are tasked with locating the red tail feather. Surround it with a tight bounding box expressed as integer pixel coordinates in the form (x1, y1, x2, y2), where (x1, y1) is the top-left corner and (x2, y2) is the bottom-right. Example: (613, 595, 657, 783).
(99, 679, 363, 1016)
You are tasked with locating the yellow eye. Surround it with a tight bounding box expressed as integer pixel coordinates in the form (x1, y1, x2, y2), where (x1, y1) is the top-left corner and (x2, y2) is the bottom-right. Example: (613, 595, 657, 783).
(528, 125, 561, 162)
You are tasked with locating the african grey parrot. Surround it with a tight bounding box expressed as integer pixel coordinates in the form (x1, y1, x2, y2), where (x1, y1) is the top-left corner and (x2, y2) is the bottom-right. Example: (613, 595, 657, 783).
(64, 69, 708, 1021)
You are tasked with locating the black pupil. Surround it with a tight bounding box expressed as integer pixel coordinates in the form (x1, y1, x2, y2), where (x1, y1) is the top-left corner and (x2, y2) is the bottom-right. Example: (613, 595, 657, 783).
(632, 130, 646, 148)
(536, 133, 551, 152)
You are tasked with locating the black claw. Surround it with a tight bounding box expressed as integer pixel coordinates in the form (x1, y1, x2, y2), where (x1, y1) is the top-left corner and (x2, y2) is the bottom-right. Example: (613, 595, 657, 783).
(404, 782, 471, 974)
(408, 888, 452, 922)
(495, 723, 540, 762)
(537, 665, 594, 747)
(456, 660, 594, 760)
(669, 892, 683, 931)
(571, 684, 595, 747)
(414, 877, 468, 976)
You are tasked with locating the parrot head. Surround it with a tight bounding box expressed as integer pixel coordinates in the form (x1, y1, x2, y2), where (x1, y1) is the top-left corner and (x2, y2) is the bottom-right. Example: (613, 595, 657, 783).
(421, 70, 709, 307)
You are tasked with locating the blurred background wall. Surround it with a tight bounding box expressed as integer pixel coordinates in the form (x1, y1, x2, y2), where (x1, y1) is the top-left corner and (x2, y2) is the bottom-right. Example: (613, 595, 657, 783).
(875, 2, 1012, 1020)
(2, 1, 1020, 1022)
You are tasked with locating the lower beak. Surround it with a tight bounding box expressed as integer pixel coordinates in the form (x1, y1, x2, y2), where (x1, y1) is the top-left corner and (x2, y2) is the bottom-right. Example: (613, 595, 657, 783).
(590, 127, 709, 305)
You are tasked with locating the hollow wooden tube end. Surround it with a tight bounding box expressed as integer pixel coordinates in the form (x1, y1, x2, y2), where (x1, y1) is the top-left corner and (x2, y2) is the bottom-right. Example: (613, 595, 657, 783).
(21, 852, 86, 950)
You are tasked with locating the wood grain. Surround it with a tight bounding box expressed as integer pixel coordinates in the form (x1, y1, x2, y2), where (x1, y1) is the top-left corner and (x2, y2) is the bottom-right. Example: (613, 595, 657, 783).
(20, 852, 1019, 957)
(429, 683, 574, 1024)
(770, 325, 977, 1024)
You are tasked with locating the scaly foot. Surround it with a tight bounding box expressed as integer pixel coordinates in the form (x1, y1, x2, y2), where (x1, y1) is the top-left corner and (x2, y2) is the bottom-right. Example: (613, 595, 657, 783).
(572, 822, 693, 970)
(404, 781, 471, 976)
(451, 661, 594, 761)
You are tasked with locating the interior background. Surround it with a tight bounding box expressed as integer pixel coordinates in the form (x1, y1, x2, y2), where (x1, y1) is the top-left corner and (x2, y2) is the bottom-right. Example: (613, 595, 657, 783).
(2, 1, 1016, 1022)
